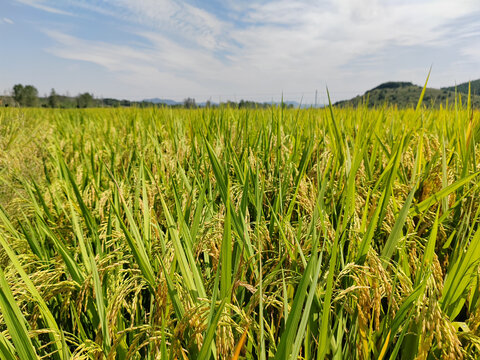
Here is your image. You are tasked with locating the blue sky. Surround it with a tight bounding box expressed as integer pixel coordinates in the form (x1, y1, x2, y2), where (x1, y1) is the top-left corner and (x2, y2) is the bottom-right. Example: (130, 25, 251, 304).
(1, 0, 480, 103)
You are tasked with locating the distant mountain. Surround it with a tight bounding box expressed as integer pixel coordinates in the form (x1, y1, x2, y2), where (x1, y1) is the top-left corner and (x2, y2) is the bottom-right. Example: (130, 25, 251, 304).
(143, 98, 180, 105)
(442, 79, 480, 95)
(143, 98, 315, 108)
(335, 80, 480, 108)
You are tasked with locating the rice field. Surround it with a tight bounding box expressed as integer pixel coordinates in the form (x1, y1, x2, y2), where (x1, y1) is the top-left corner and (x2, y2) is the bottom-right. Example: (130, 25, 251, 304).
(1, 100, 480, 359)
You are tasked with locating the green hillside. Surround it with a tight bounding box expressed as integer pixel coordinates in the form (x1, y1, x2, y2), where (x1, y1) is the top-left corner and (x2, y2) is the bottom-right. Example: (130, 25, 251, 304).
(442, 79, 480, 95)
(335, 80, 480, 108)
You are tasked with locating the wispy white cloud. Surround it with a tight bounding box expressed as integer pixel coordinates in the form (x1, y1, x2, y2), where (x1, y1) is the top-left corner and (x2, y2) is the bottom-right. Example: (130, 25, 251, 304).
(15, 0, 72, 15)
(20, 0, 480, 100)
(44, 30, 155, 73)
(43, 29, 211, 98)
(126, 0, 231, 53)
(2, 17, 14, 24)
(461, 47, 480, 61)
(232, 0, 480, 63)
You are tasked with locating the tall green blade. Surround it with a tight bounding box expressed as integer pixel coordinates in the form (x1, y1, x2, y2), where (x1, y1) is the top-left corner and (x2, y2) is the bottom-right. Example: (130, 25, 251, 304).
(0, 268, 38, 360)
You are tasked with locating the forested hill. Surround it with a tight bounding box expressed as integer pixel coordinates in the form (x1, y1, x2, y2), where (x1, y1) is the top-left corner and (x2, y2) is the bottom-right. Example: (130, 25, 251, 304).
(335, 80, 480, 108)
(442, 79, 480, 96)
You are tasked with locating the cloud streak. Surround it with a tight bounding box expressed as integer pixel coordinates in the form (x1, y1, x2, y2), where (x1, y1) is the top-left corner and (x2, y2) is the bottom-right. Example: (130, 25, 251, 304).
(15, 0, 72, 15)
(15, 0, 480, 101)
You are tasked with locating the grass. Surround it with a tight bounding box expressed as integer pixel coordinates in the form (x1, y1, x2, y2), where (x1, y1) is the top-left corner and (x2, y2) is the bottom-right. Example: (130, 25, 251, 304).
(0, 99, 480, 359)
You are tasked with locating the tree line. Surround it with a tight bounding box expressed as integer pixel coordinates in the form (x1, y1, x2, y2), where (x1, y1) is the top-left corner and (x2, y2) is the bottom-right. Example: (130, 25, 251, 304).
(0, 84, 99, 108)
(0, 84, 294, 109)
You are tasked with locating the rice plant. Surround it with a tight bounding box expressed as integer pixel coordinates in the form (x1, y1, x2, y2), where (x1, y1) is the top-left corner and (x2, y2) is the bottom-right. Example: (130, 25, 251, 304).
(0, 97, 480, 359)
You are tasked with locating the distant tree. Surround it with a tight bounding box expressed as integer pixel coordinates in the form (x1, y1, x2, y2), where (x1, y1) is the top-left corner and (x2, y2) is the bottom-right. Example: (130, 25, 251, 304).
(183, 97, 196, 109)
(103, 98, 121, 107)
(23, 85, 38, 106)
(226, 100, 238, 108)
(77, 92, 94, 108)
(48, 88, 60, 108)
(12, 84, 24, 105)
(12, 84, 38, 107)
